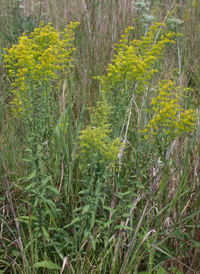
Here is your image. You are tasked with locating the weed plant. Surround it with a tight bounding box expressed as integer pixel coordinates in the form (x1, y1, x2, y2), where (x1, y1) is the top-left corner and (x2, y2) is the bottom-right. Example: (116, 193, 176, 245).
(1, 0, 200, 274)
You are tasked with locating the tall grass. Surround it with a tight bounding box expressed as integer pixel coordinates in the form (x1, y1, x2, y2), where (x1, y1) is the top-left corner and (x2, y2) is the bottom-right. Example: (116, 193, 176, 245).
(1, 0, 200, 273)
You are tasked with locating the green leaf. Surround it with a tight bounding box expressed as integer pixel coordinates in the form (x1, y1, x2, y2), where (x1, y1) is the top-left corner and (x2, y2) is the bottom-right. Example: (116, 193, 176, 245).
(16, 216, 38, 221)
(78, 189, 88, 194)
(73, 207, 83, 213)
(41, 176, 51, 186)
(64, 216, 83, 228)
(46, 185, 61, 195)
(54, 99, 71, 175)
(82, 204, 90, 215)
(116, 190, 132, 196)
(0, 97, 3, 133)
(27, 169, 36, 180)
(192, 241, 200, 248)
(42, 226, 49, 240)
(84, 228, 89, 240)
(22, 158, 32, 162)
(14, 218, 29, 224)
(90, 211, 96, 229)
(127, 204, 136, 210)
(34, 261, 61, 270)
(54, 125, 60, 174)
(172, 267, 183, 274)
(122, 213, 132, 218)
(157, 266, 167, 274)
(43, 200, 58, 231)
(160, 244, 170, 253)
(115, 225, 133, 231)
(103, 220, 114, 229)
(89, 235, 96, 251)
(25, 182, 37, 190)
(33, 196, 39, 207)
(102, 205, 117, 214)
(49, 239, 64, 260)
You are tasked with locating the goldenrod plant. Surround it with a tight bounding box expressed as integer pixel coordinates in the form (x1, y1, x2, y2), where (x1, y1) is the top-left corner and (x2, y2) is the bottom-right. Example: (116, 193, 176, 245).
(66, 99, 122, 244)
(98, 23, 179, 132)
(1, 21, 80, 273)
(3, 21, 79, 138)
(78, 98, 121, 167)
(142, 80, 196, 143)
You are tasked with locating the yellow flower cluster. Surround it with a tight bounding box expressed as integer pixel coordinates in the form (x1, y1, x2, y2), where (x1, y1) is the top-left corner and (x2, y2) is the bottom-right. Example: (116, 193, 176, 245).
(98, 23, 177, 95)
(78, 99, 122, 165)
(3, 21, 79, 116)
(142, 80, 196, 141)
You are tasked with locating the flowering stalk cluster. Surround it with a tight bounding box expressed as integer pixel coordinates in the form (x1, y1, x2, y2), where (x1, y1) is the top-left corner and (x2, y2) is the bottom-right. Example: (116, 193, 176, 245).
(3, 21, 79, 117)
(76, 99, 122, 241)
(78, 99, 121, 167)
(142, 80, 196, 141)
(97, 23, 179, 129)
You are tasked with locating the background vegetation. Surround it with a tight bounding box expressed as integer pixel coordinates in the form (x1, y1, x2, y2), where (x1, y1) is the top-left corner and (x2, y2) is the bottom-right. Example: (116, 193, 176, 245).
(1, 0, 200, 273)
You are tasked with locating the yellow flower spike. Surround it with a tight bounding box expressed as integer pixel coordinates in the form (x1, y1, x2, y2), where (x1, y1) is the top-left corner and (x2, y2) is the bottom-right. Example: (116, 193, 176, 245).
(77, 99, 122, 167)
(142, 80, 197, 142)
(97, 23, 178, 126)
(3, 21, 79, 118)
